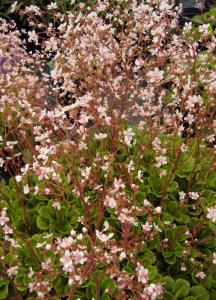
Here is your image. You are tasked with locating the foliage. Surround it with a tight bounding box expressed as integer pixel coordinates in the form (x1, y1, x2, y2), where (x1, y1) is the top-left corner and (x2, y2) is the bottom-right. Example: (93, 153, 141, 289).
(193, 6, 216, 25)
(0, 0, 215, 299)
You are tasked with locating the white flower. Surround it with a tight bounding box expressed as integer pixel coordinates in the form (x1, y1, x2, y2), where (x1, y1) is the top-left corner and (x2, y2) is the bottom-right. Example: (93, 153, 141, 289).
(36, 242, 46, 248)
(199, 24, 210, 35)
(128, 160, 135, 173)
(47, 2, 58, 10)
(119, 251, 126, 261)
(183, 22, 192, 32)
(189, 192, 199, 200)
(23, 184, 30, 194)
(10, 1, 18, 13)
(144, 199, 152, 207)
(155, 206, 162, 214)
(159, 0, 173, 11)
(37, 292, 45, 299)
(137, 170, 143, 182)
(181, 265, 187, 271)
(179, 191, 186, 201)
(123, 128, 135, 146)
(76, 234, 83, 240)
(7, 238, 21, 248)
(34, 185, 39, 195)
(45, 244, 52, 250)
(95, 133, 107, 140)
(207, 206, 216, 222)
(28, 267, 34, 278)
(0, 158, 4, 167)
(15, 175, 22, 182)
(28, 30, 39, 45)
(0, 209, 9, 226)
(213, 253, 216, 264)
(52, 201, 61, 210)
(180, 144, 188, 152)
(3, 225, 13, 235)
(7, 266, 18, 276)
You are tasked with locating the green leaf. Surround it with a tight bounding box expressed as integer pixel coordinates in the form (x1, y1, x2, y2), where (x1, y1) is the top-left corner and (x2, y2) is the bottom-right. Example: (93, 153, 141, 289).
(164, 290, 174, 300)
(172, 279, 190, 299)
(192, 15, 203, 24)
(163, 253, 176, 265)
(39, 206, 55, 220)
(148, 265, 158, 281)
(53, 276, 68, 294)
(189, 286, 209, 300)
(100, 278, 116, 295)
(176, 154, 195, 177)
(161, 276, 174, 291)
(0, 285, 8, 300)
(136, 192, 146, 205)
(139, 247, 156, 264)
(37, 216, 49, 230)
(162, 213, 174, 223)
(86, 281, 96, 299)
(150, 176, 164, 197)
(168, 181, 179, 193)
(14, 275, 28, 291)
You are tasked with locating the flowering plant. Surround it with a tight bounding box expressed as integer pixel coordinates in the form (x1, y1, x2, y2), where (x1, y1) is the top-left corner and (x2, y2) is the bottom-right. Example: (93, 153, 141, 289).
(0, 0, 216, 299)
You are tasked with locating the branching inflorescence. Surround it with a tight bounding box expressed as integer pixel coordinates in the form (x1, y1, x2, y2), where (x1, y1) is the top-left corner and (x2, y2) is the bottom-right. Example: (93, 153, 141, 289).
(0, 0, 215, 299)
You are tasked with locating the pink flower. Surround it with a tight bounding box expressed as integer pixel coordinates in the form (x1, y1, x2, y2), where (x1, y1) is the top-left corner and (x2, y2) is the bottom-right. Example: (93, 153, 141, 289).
(144, 283, 163, 300)
(136, 263, 149, 284)
(7, 266, 18, 276)
(189, 192, 199, 200)
(60, 250, 74, 273)
(114, 178, 125, 190)
(95, 133, 107, 140)
(147, 68, 164, 83)
(196, 271, 206, 279)
(104, 196, 117, 209)
(81, 167, 91, 180)
(71, 250, 87, 265)
(123, 128, 135, 146)
(155, 155, 167, 168)
(142, 222, 152, 232)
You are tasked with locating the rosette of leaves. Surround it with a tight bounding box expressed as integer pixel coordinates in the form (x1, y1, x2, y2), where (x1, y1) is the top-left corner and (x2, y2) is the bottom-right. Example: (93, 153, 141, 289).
(36, 202, 78, 235)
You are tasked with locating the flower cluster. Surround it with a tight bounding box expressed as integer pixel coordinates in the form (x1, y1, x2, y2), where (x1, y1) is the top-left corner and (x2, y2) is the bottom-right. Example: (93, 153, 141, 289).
(0, 0, 215, 299)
